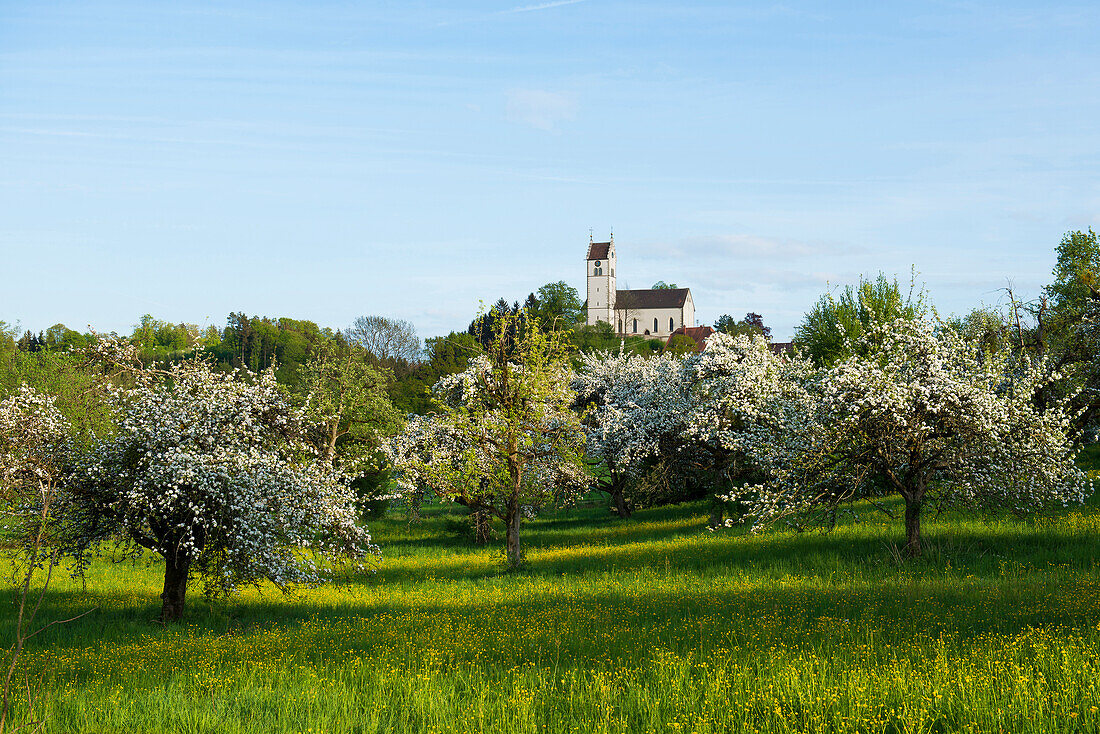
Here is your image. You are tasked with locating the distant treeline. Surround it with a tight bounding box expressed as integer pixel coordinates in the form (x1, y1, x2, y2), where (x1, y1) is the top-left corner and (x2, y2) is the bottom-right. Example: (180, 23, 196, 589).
(3, 279, 775, 417)
(2, 313, 469, 416)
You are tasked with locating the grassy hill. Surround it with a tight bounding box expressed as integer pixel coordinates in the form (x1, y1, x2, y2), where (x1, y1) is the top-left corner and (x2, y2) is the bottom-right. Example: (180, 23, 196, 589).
(10, 482, 1100, 733)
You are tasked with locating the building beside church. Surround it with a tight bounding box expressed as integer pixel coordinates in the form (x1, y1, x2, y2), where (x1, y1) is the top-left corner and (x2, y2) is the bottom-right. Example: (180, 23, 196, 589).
(666, 325, 714, 353)
(586, 235, 695, 337)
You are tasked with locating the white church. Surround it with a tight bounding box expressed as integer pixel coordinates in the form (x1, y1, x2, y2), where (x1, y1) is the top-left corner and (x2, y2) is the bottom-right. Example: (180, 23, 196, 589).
(586, 235, 696, 338)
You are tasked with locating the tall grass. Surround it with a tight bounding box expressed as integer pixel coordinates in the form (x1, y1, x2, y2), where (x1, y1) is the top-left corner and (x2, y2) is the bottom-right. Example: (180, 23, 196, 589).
(8, 494, 1100, 733)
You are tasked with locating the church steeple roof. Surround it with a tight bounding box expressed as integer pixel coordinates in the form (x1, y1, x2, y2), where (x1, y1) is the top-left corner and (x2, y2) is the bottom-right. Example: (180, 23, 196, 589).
(587, 242, 611, 260)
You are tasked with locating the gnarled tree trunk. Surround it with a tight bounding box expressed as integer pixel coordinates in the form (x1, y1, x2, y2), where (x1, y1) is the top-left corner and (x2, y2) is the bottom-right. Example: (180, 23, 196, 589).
(885, 470, 927, 559)
(504, 438, 524, 568)
(903, 496, 923, 558)
(609, 481, 632, 519)
(160, 550, 191, 622)
(505, 506, 523, 568)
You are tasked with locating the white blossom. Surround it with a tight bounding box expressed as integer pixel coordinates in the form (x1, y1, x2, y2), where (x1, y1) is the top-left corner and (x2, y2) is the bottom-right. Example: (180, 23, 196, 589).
(0, 386, 74, 561)
(728, 319, 1090, 554)
(574, 334, 794, 515)
(69, 354, 377, 617)
(572, 349, 690, 477)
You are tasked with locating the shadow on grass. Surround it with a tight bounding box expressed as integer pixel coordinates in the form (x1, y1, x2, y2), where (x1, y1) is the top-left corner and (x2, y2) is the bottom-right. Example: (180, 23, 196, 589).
(376, 499, 708, 554)
(14, 514, 1098, 655)
(6, 494, 1100, 683)
(14, 561, 1100, 684)
(365, 517, 1100, 586)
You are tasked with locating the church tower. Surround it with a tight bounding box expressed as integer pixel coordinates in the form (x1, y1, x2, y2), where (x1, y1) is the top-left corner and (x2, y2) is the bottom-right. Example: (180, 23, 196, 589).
(586, 233, 616, 328)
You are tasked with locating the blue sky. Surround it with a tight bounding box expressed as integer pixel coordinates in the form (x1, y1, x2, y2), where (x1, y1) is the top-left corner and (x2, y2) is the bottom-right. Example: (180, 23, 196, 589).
(2, 1, 1098, 341)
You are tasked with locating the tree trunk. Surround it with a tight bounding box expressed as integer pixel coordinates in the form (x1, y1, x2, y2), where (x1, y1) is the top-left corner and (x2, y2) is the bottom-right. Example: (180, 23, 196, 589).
(160, 551, 191, 622)
(708, 499, 725, 529)
(325, 422, 339, 465)
(904, 497, 922, 558)
(472, 507, 493, 545)
(609, 483, 632, 519)
(505, 506, 523, 569)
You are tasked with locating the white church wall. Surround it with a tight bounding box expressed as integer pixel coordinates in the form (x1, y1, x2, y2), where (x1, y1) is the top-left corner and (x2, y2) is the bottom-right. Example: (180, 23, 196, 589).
(621, 307, 686, 337)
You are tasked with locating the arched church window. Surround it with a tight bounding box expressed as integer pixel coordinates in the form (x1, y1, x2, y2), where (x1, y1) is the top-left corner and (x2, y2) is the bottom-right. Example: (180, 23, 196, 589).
(670, 317, 675, 331)
(632, 319, 637, 333)
(618, 319, 622, 333)
(594, 267, 602, 276)
(653, 318, 659, 333)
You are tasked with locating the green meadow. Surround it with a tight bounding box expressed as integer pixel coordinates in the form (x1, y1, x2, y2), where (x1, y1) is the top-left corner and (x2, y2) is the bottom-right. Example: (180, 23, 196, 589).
(9, 471, 1100, 733)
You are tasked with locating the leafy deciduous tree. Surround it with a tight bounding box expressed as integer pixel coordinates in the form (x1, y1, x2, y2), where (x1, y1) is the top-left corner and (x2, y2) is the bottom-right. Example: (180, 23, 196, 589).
(1043, 229, 1100, 432)
(715, 313, 772, 341)
(299, 341, 401, 467)
(665, 333, 698, 356)
(794, 273, 925, 367)
(530, 281, 584, 328)
(390, 311, 586, 567)
(298, 341, 403, 518)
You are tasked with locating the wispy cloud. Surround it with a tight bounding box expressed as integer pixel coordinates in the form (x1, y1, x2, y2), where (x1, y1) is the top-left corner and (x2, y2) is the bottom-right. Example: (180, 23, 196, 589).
(501, 0, 587, 14)
(505, 89, 577, 132)
(692, 267, 836, 293)
(437, 0, 587, 27)
(636, 234, 864, 261)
